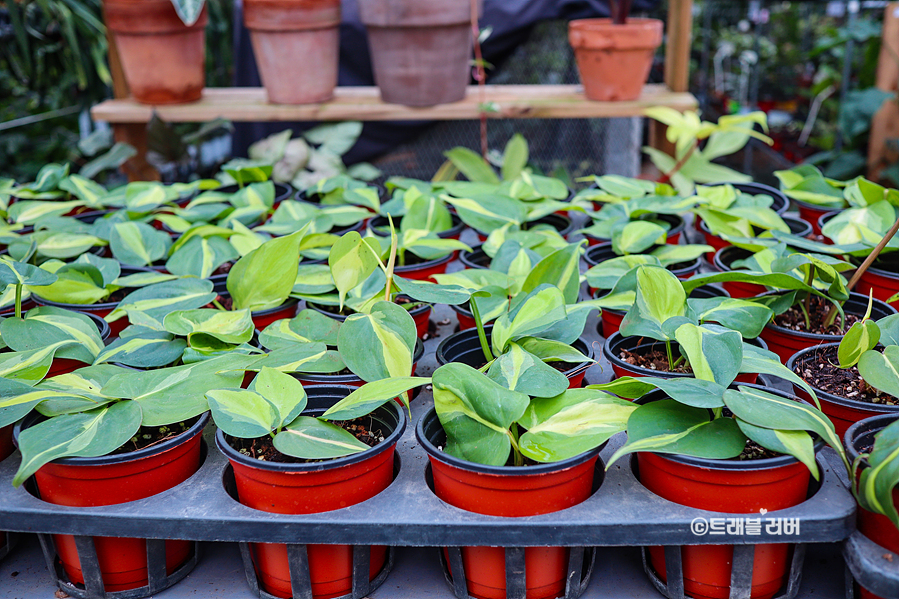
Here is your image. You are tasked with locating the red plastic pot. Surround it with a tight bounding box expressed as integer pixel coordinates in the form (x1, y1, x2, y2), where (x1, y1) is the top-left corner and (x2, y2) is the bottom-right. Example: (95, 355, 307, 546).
(214, 288, 300, 331)
(416, 407, 600, 599)
(216, 387, 405, 599)
(437, 326, 594, 389)
(594, 285, 728, 339)
(0, 297, 36, 317)
(793, 198, 837, 236)
(583, 213, 685, 247)
(13, 412, 208, 591)
(845, 414, 899, 599)
(603, 332, 761, 384)
(393, 253, 454, 281)
(307, 297, 432, 339)
(639, 449, 811, 599)
(787, 343, 899, 439)
(712, 246, 767, 299)
(758, 292, 896, 364)
(856, 253, 899, 311)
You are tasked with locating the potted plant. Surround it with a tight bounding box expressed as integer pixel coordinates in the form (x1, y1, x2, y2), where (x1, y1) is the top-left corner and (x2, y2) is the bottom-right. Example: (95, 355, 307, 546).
(774, 165, 848, 235)
(103, 0, 207, 104)
(591, 374, 846, 599)
(417, 359, 635, 598)
(1, 354, 251, 590)
(788, 306, 899, 438)
(209, 369, 425, 598)
(357, 0, 473, 107)
(567, 1, 663, 101)
(845, 414, 899, 599)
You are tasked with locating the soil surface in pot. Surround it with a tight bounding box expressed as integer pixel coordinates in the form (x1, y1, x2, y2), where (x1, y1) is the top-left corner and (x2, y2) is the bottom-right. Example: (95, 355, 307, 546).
(794, 345, 898, 405)
(106, 287, 139, 303)
(618, 345, 691, 374)
(231, 415, 386, 463)
(212, 262, 233, 277)
(112, 416, 200, 455)
(203, 295, 235, 310)
(772, 295, 859, 335)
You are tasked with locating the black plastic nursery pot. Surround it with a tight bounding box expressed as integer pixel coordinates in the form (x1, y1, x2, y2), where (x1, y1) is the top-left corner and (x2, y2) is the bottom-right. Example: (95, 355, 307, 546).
(415, 406, 602, 599)
(216, 386, 405, 599)
(635, 385, 818, 599)
(759, 291, 897, 364)
(436, 326, 594, 389)
(844, 414, 899, 599)
(459, 247, 490, 270)
(602, 331, 764, 384)
(368, 213, 465, 240)
(291, 338, 425, 392)
(308, 296, 433, 339)
(712, 246, 771, 299)
(475, 214, 574, 242)
(787, 343, 899, 440)
(583, 242, 701, 293)
(708, 181, 790, 215)
(594, 284, 728, 339)
(218, 182, 294, 206)
(12, 411, 209, 592)
(583, 213, 686, 248)
(698, 215, 812, 260)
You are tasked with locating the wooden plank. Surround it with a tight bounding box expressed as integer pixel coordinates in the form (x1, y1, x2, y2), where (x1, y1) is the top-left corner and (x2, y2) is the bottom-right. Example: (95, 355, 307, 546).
(91, 84, 697, 124)
(868, 3, 899, 182)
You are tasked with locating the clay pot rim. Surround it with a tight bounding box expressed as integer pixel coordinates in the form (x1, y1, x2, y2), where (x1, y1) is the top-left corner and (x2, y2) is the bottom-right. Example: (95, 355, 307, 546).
(636, 385, 824, 471)
(436, 325, 595, 376)
(786, 342, 899, 414)
(14, 412, 209, 467)
(845, 413, 899, 465)
(602, 331, 767, 378)
(568, 17, 664, 33)
(415, 405, 603, 476)
(216, 387, 406, 472)
(368, 213, 464, 240)
(759, 291, 897, 342)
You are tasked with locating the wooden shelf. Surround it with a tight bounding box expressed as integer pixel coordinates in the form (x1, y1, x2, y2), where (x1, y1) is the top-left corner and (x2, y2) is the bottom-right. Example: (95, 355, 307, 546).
(90, 84, 697, 124)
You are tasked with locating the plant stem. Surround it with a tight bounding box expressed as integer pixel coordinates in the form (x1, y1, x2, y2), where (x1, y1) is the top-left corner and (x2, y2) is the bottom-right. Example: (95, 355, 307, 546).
(384, 218, 398, 302)
(469, 298, 494, 363)
(824, 213, 899, 324)
(471, 0, 488, 159)
(212, 299, 227, 311)
(657, 141, 699, 185)
(798, 300, 811, 331)
(803, 264, 815, 329)
(665, 339, 675, 371)
(14, 283, 21, 319)
(508, 426, 524, 467)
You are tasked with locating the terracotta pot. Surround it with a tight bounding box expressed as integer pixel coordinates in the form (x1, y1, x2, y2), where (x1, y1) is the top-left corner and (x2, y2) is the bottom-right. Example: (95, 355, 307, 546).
(639, 445, 811, 599)
(856, 252, 899, 311)
(217, 387, 405, 599)
(712, 246, 769, 299)
(594, 285, 728, 339)
(758, 292, 897, 364)
(603, 332, 761, 384)
(699, 216, 812, 262)
(291, 337, 424, 389)
(416, 407, 600, 599)
(475, 214, 574, 243)
(393, 252, 454, 281)
(436, 326, 593, 388)
(14, 412, 208, 591)
(307, 297, 432, 339)
(103, 0, 206, 104)
(787, 343, 899, 440)
(368, 213, 464, 241)
(845, 414, 899, 599)
(792, 198, 837, 236)
(568, 19, 663, 102)
(358, 0, 473, 107)
(583, 213, 685, 248)
(243, 0, 339, 104)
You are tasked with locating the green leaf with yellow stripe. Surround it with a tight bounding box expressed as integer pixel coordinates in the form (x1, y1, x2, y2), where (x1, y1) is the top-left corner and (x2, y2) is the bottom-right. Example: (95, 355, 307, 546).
(338, 300, 416, 381)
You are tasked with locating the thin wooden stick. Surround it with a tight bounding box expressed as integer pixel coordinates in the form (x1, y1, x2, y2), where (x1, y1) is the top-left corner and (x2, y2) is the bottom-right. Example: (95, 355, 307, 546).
(471, 0, 488, 159)
(825, 213, 899, 323)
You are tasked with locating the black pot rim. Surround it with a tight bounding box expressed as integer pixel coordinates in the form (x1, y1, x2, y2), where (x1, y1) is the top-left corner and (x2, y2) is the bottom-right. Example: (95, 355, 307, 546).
(712, 245, 754, 273)
(636, 384, 823, 471)
(474, 213, 574, 239)
(792, 196, 845, 213)
(706, 181, 789, 214)
(583, 213, 686, 244)
(5, 303, 112, 341)
(851, 252, 899, 281)
(293, 338, 425, 383)
(603, 331, 767, 378)
(786, 342, 899, 414)
(591, 284, 730, 320)
(699, 213, 811, 238)
(415, 405, 602, 475)
(368, 213, 464, 240)
(212, 285, 299, 316)
(845, 413, 899, 464)
(761, 291, 898, 341)
(13, 411, 210, 466)
(393, 251, 454, 273)
(435, 325, 594, 374)
(307, 297, 432, 324)
(583, 241, 700, 276)
(459, 248, 489, 270)
(216, 386, 406, 472)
